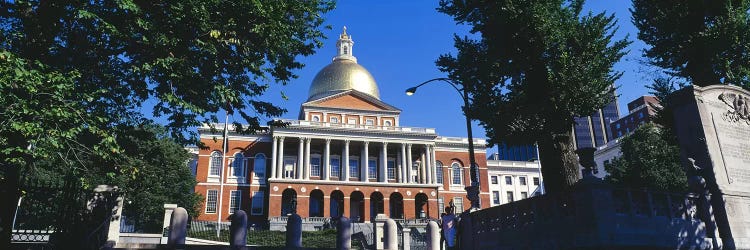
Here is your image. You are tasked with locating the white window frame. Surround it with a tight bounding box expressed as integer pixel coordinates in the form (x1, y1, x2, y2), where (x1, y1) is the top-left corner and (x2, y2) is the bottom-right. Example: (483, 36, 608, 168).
(330, 117, 339, 124)
(505, 176, 513, 185)
(491, 176, 498, 184)
(347, 118, 357, 125)
(229, 190, 241, 214)
(251, 191, 264, 215)
(454, 197, 464, 214)
(208, 151, 222, 183)
(386, 158, 396, 180)
(312, 115, 321, 122)
(435, 161, 443, 186)
(438, 197, 445, 215)
(451, 162, 463, 188)
(330, 155, 342, 179)
(365, 119, 375, 126)
(349, 157, 359, 180)
(283, 156, 296, 179)
(384, 120, 392, 126)
(506, 191, 514, 203)
(519, 176, 527, 186)
(492, 191, 500, 205)
(368, 157, 378, 179)
(253, 153, 266, 184)
(205, 190, 218, 214)
(310, 154, 322, 177)
(228, 152, 246, 183)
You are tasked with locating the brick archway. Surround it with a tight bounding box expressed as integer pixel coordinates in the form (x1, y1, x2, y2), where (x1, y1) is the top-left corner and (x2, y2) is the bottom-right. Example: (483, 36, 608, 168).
(350, 191, 365, 222)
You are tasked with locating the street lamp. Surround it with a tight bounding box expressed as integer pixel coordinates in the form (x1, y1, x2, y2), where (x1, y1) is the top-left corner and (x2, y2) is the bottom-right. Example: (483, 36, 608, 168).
(406, 78, 480, 211)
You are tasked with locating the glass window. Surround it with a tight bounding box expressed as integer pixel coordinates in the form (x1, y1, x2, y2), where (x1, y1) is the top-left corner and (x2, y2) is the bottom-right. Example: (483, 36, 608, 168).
(348, 118, 357, 124)
(452, 162, 462, 185)
(229, 190, 241, 214)
(387, 159, 396, 180)
(209, 151, 222, 176)
(330, 117, 339, 123)
(310, 156, 321, 177)
(491, 176, 498, 184)
(251, 191, 264, 215)
(312, 116, 320, 122)
(384, 120, 392, 126)
(519, 176, 527, 186)
(438, 197, 445, 215)
(435, 161, 443, 184)
(454, 198, 464, 213)
(368, 158, 377, 178)
(253, 154, 265, 179)
(349, 158, 359, 179)
(205, 190, 218, 214)
(365, 119, 375, 126)
(330, 156, 341, 178)
(283, 158, 295, 178)
(232, 153, 244, 177)
(533, 177, 540, 186)
(521, 192, 528, 200)
(492, 191, 500, 204)
(506, 192, 514, 203)
(505, 176, 513, 185)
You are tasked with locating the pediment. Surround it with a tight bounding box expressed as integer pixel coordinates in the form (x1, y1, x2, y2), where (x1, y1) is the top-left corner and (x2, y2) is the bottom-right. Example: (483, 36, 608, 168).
(303, 90, 400, 112)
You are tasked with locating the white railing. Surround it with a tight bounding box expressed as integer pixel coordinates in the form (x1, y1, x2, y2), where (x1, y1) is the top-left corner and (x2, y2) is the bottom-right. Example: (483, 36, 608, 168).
(276, 119, 436, 134)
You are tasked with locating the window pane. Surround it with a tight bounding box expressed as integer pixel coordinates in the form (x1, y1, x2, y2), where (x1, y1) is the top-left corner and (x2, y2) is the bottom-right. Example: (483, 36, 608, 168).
(519, 177, 526, 185)
(521, 192, 528, 199)
(229, 190, 241, 214)
(311, 157, 321, 177)
(438, 197, 445, 215)
(206, 190, 218, 214)
(387, 160, 396, 180)
(505, 176, 513, 185)
(253, 154, 265, 178)
(368, 159, 377, 178)
(210, 151, 222, 176)
(330, 158, 341, 178)
(507, 192, 514, 203)
(251, 191, 264, 215)
(533, 177, 540, 186)
(233, 153, 244, 177)
(454, 198, 463, 213)
(492, 191, 500, 204)
(349, 159, 359, 179)
(452, 163, 462, 185)
(491, 176, 498, 184)
(435, 162, 443, 184)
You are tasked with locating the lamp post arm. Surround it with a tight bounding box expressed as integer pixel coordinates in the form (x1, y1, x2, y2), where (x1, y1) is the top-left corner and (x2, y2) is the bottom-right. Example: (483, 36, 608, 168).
(413, 78, 465, 100)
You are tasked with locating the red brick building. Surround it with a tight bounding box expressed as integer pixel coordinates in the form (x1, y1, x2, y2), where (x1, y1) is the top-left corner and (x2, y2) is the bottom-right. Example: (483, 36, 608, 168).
(193, 28, 490, 225)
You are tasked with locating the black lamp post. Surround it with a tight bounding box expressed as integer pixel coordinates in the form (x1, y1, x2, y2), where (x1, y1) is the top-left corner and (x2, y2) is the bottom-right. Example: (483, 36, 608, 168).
(406, 78, 480, 211)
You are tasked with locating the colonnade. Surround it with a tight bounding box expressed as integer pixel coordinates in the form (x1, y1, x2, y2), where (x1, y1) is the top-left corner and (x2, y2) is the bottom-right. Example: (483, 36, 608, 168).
(269, 136, 438, 184)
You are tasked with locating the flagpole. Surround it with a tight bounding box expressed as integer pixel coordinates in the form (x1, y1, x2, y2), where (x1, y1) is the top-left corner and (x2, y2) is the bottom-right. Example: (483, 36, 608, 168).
(535, 143, 544, 195)
(217, 110, 229, 237)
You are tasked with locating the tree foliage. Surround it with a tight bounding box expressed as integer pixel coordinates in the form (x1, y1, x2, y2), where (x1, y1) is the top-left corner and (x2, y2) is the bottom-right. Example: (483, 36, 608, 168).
(437, 0, 629, 192)
(632, 0, 750, 88)
(604, 123, 687, 192)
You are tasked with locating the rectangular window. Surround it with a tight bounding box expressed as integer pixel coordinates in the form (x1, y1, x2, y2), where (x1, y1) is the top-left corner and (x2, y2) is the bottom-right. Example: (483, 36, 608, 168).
(229, 190, 241, 214)
(506, 192, 514, 203)
(505, 176, 513, 185)
(492, 191, 500, 204)
(519, 176, 527, 186)
(310, 156, 321, 177)
(365, 119, 375, 126)
(436, 165, 443, 184)
(210, 154, 222, 176)
(283, 158, 296, 178)
(368, 158, 377, 178)
(205, 190, 218, 214)
(349, 158, 359, 179)
(452, 166, 462, 185)
(533, 177, 540, 186)
(330, 157, 341, 178)
(491, 176, 498, 184)
(454, 198, 464, 213)
(348, 118, 357, 124)
(521, 192, 528, 199)
(251, 191, 264, 215)
(438, 197, 445, 215)
(387, 159, 396, 180)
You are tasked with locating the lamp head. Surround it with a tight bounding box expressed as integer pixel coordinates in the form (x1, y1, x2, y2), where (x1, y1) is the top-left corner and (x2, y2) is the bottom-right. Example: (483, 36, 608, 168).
(405, 87, 417, 96)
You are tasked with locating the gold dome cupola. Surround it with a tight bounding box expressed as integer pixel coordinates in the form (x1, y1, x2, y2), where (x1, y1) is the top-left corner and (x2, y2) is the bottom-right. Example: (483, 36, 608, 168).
(307, 27, 380, 101)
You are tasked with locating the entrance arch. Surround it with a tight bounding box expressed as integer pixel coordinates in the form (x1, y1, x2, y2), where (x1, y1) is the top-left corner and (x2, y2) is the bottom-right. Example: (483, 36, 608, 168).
(370, 192, 384, 221)
(330, 190, 345, 218)
(281, 188, 297, 216)
(309, 189, 324, 217)
(389, 193, 404, 219)
(350, 191, 365, 222)
(415, 193, 429, 219)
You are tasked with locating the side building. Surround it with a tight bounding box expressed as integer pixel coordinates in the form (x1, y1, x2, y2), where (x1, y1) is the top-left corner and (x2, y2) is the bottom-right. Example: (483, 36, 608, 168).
(486, 153, 543, 207)
(192, 28, 491, 226)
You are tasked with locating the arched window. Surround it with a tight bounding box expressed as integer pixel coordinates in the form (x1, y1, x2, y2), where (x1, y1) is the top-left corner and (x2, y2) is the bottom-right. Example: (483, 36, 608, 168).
(435, 161, 443, 184)
(254, 154, 266, 179)
(232, 152, 244, 177)
(452, 162, 462, 185)
(209, 151, 222, 176)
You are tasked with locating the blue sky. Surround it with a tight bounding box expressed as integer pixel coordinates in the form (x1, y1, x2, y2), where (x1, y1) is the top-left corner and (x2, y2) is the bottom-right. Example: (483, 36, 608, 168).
(237, 1, 656, 153)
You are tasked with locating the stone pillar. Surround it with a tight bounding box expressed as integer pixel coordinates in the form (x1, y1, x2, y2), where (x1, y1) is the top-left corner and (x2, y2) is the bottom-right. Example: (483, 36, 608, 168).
(363, 141, 369, 182)
(373, 214, 388, 250)
(230, 210, 248, 247)
(271, 137, 278, 179)
(324, 139, 331, 180)
(402, 227, 411, 250)
(277, 137, 285, 179)
(167, 207, 188, 248)
(305, 137, 311, 180)
(161, 204, 177, 244)
(406, 144, 413, 183)
(298, 138, 304, 179)
(400, 144, 407, 183)
(380, 142, 388, 182)
(343, 140, 350, 181)
(336, 217, 352, 250)
(427, 220, 440, 250)
(384, 218, 398, 250)
(105, 193, 125, 248)
(431, 146, 438, 184)
(424, 145, 432, 184)
(286, 214, 302, 248)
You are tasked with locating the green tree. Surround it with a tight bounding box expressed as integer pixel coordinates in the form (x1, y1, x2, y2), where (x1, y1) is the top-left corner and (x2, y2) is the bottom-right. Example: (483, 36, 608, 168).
(632, 0, 750, 88)
(437, 0, 629, 193)
(604, 123, 687, 192)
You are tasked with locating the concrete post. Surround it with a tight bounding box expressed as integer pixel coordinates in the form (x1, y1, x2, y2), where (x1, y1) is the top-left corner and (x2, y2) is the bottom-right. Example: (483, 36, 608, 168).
(402, 227, 411, 250)
(336, 217, 352, 250)
(161, 204, 178, 244)
(230, 210, 248, 247)
(373, 214, 388, 249)
(286, 214, 302, 248)
(383, 218, 398, 250)
(105, 193, 124, 248)
(167, 207, 188, 248)
(427, 221, 440, 250)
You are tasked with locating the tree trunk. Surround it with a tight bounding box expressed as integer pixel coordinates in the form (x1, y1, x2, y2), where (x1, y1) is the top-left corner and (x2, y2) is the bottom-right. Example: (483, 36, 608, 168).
(537, 130, 580, 194)
(0, 164, 20, 249)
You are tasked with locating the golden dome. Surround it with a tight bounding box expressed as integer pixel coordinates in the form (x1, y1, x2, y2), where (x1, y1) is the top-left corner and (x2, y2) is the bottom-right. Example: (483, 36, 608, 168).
(307, 58, 380, 101)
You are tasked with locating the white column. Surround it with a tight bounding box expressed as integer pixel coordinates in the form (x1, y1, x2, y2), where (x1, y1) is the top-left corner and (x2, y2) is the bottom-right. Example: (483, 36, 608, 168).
(324, 139, 331, 181)
(380, 142, 388, 182)
(270, 136, 278, 179)
(400, 144, 407, 183)
(431, 146, 438, 184)
(343, 140, 350, 181)
(305, 137, 311, 180)
(363, 141, 369, 182)
(424, 145, 432, 184)
(406, 144, 413, 183)
(277, 137, 285, 179)
(420, 151, 426, 183)
(297, 138, 304, 179)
